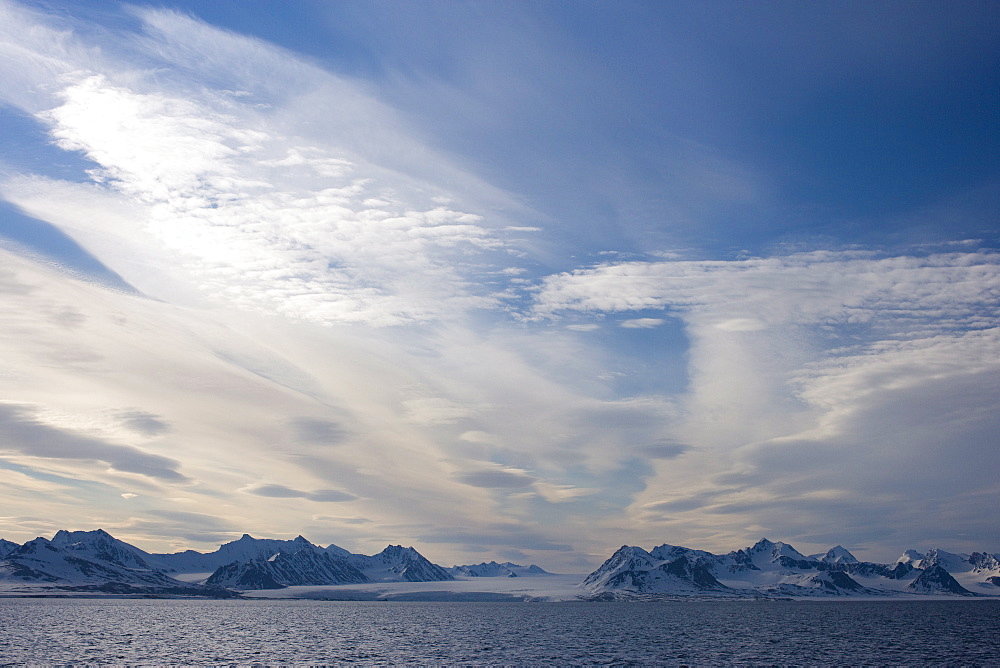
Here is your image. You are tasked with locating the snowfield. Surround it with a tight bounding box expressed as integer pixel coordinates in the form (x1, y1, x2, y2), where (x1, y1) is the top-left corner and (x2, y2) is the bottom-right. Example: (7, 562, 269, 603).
(240, 573, 589, 602)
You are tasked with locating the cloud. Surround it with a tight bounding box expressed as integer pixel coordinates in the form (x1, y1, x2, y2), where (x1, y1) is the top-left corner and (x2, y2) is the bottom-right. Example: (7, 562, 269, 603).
(118, 510, 243, 547)
(453, 467, 536, 489)
(714, 318, 766, 332)
(533, 482, 598, 504)
(117, 410, 170, 436)
(403, 397, 478, 425)
(418, 525, 574, 552)
(535, 251, 1000, 330)
(0, 3, 528, 327)
(0, 403, 188, 482)
(33, 73, 506, 326)
(0, 0, 996, 567)
(534, 250, 1000, 559)
(242, 483, 358, 503)
(288, 418, 347, 445)
(635, 442, 691, 460)
(620, 318, 664, 329)
(457, 431, 502, 446)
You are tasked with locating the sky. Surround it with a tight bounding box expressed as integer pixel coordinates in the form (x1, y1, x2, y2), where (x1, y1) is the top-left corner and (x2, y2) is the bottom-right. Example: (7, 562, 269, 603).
(0, 0, 997, 571)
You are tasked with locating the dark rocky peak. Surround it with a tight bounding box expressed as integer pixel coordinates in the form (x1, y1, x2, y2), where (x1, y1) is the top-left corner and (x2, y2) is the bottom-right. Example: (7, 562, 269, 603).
(820, 571, 864, 592)
(728, 547, 759, 569)
(205, 560, 287, 590)
(357, 545, 453, 582)
(49, 528, 155, 570)
(12, 537, 57, 555)
(649, 543, 718, 564)
(452, 561, 520, 577)
(844, 561, 893, 578)
(324, 542, 352, 558)
(605, 545, 656, 571)
(907, 564, 973, 595)
(205, 549, 368, 590)
(919, 548, 946, 568)
(970, 552, 1000, 572)
(377, 544, 416, 559)
(820, 546, 859, 564)
(659, 554, 727, 590)
(888, 561, 914, 579)
(0, 538, 19, 558)
(582, 546, 656, 590)
(649, 544, 688, 560)
(53, 528, 113, 543)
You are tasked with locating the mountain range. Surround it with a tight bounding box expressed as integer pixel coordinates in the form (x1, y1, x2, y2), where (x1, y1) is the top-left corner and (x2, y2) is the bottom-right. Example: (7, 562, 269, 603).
(449, 561, 550, 578)
(1, 530, 998, 600)
(583, 538, 1000, 599)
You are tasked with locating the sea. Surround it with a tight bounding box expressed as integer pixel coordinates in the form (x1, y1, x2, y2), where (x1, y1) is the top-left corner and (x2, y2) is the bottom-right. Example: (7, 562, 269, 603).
(1, 598, 997, 665)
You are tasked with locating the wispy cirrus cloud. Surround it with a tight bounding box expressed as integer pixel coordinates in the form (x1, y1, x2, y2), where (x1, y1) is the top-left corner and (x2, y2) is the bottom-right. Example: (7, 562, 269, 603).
(36, 72, 505, 325)
(0, 2, 527, 326)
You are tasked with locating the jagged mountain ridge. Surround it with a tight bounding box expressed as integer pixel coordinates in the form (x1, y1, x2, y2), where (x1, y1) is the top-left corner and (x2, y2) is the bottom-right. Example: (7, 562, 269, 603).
(583, 538, 1000, 599)
(51, 529, 159, 572)
(146, 533, 453, 586)
(204, 547, 369, 590)
(809, 545, 859, 565)
(0, 534, 235, 597)
(0, 538, 18, 559)
(349, 544, 454, 583)
(175, 536, 453, 589)
(0, 529, 455, 594)
(148, 533, 345, 574)
(449, 561, 551, 578)
(3, 529, 998, 599)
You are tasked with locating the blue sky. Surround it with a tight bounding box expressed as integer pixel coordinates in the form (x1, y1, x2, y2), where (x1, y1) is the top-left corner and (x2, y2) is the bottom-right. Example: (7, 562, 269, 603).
(0, 0, 997, 569)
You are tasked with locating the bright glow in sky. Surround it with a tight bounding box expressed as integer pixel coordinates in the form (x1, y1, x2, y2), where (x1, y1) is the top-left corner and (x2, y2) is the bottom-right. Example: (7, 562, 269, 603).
(0, 0, 997, 569)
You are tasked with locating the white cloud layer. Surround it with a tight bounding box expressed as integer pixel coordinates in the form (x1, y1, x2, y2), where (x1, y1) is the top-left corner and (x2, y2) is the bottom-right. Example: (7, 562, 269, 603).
(0, 2, 526, 327)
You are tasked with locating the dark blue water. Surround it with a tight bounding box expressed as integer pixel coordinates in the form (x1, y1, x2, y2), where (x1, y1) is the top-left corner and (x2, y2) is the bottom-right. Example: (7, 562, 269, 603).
(1, 598, 997, 665)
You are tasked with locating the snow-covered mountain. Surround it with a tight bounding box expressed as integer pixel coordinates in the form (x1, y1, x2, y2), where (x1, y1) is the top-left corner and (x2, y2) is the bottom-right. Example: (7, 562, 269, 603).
(0, 538, 18, 559)
(348, 545, 454, 583)
(889, 548, 1000, 594)
(0, 530, 455, 595)
(810, 545, 859, 565)
(449, 561, 551, 578)
(205, 548, 368, 590)
(3, 528, 997, 600)
(0, 534, 234, 597)
(582, 545, 728, 597)
(149, 534, 343, 574)
(724, 538, 816, 572)
(50, 529, 159, 571)
(147, 534, 452, 587)
(583, 538, 1000, 599)
(201, 543, 454, 590)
